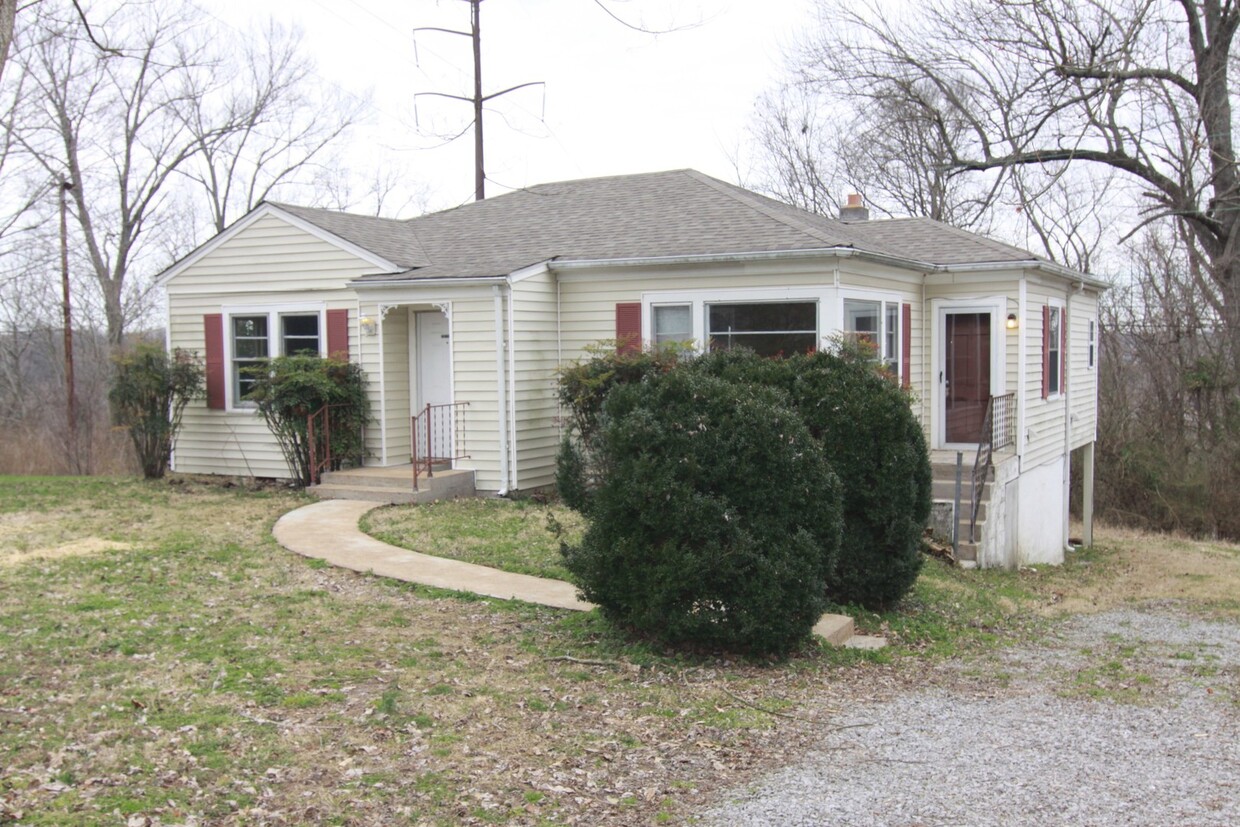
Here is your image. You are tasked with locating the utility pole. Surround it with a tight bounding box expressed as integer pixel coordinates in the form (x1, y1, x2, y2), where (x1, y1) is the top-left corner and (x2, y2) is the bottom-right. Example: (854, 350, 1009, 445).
(414, 0, 543, 201)
(59, 178, 77, 471)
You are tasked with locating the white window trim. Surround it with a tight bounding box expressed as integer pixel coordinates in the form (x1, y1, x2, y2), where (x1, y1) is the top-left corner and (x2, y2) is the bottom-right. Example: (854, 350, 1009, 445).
(839, 287, 906, 376)
(930, 296, 1007, 450)
(640, 286, 835, 352)
(222, 302, 327, 412)
(1087, 317, 1097, 370)
(1045, 298, 1066, 400)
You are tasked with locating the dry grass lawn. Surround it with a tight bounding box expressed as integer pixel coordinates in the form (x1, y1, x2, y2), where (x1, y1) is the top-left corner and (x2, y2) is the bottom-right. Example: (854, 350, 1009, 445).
(1, 476, 1236, 826)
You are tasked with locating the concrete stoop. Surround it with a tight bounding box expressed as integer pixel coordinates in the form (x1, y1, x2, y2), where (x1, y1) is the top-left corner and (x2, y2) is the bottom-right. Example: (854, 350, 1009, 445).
(310, 465, 475, 505)
(930, 458, 994, 565)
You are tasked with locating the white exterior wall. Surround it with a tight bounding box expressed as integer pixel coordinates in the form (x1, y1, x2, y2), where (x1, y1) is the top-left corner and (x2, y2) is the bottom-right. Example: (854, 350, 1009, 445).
(1069, 290, 1100, 450)
(510, 272, 561, 490)
(1014, 456, 1068, 565)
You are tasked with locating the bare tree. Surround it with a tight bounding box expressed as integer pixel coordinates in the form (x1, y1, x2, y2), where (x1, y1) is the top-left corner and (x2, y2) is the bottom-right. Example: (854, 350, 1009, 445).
(748, 79, 1002, 229)
(13, 2, 218, 348)
(10, 1, 362, 349)
(0, 0, 14, 89)
(800, 0, 1240, 322)
(747, 86, 845, 216)
(179, 20, 362, 234)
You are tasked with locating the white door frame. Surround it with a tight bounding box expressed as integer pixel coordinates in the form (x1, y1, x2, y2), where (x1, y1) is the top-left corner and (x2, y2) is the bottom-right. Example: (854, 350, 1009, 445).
(931, 297, 1006, 450)
(407, 305, 455, 410)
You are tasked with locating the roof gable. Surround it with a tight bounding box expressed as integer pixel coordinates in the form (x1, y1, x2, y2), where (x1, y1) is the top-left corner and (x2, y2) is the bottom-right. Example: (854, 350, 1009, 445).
(156, 203, 403, 287)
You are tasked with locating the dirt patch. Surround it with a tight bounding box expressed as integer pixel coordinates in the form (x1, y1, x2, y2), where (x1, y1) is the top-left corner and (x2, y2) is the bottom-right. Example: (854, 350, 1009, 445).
(1038, 525, 1240, 616)
(0, 536, 133, 567)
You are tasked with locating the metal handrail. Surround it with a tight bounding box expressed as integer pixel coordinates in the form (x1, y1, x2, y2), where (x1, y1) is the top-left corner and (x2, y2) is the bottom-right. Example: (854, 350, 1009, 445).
(307, 404, 333, 486)
(969, 392, 1016, 542)
(411, 401, 470, 490)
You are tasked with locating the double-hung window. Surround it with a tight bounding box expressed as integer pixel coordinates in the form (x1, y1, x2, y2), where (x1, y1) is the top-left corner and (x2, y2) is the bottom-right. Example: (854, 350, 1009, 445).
(1045, 305, 1063, 396)
(844, 298, 901, 374)
(652, 304, 693, 348)
(229, 308, 323, 405)
(706, 302, 817, 357)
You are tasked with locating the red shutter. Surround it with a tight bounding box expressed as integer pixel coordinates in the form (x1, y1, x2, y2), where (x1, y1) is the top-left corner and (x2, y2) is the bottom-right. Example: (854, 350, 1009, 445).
(615, 302, 641, 355)
(204, 313, 225, 410)
(901, 302, 912, 389)
(1041, 305, 1050, 399)
(326, 308, 349, 359)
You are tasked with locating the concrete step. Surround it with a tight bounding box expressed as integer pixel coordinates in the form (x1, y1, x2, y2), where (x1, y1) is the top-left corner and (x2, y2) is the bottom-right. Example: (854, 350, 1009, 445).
(309, 483, 421, 505)
(311, 468, 475, 505)
(321, 465, 458, 491)
(931, 480, 991, 502)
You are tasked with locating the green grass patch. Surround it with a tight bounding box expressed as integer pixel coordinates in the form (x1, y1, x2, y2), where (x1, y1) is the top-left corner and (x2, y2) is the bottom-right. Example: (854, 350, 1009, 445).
(361, 498, 583, 581)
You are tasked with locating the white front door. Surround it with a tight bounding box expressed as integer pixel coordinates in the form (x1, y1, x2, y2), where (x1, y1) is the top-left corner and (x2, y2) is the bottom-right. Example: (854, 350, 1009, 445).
(416, 311, 451, 408)
(414, 310, 453, 460)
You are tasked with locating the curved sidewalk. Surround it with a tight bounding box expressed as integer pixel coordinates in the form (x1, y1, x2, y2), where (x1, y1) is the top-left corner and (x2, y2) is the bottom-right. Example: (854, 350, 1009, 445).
(273, 499, 593, 611)
(272, 500, 881, 648)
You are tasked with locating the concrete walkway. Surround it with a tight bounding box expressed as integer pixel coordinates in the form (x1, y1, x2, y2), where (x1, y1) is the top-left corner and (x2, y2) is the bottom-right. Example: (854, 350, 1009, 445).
(274, 499, 591, 610)
(272, 500, 882, 648)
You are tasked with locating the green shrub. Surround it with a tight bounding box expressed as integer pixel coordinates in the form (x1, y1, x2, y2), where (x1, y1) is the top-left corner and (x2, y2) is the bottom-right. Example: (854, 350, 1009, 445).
(563, 342, 931, 610)
(770, 349, 930, 609)
(244, 355, 369, 487)
(683, 346, 930, 607)
(561, 370, 842, 655)
(110, 345, 204, 479)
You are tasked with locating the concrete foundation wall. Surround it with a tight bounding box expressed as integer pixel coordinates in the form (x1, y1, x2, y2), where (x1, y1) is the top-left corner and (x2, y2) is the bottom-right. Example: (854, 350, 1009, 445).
(1015, 457, 1067, 565)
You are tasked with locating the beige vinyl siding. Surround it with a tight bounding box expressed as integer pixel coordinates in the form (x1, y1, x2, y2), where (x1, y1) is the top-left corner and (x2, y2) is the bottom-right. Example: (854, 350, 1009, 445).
(356, 285, 505, 492)
(169, 215, 381, 294)
(381, 310, 411, 464)
(1069, 291, 1099, 449)
(510, 272, 561, 490)
(1021, 281, 1069, 468)
(168, 292, 362, 478)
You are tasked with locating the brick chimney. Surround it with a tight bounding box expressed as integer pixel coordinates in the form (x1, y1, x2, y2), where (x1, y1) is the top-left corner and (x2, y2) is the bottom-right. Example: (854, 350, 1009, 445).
(839, 192, 869, 221)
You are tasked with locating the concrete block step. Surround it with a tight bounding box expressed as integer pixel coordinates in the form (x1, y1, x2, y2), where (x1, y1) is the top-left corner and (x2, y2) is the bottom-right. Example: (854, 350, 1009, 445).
(931, 498, 988, 525)
(320, 467, 461, 491)
(309, 484, 421, 505)
(931, 480, 991, 501)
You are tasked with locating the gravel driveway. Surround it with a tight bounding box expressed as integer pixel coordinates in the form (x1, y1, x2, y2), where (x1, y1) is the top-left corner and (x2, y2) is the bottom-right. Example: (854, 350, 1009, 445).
(703, 607, 1240, 826)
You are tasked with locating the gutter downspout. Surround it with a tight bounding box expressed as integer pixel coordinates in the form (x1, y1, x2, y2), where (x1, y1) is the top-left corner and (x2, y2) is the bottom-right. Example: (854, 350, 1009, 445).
(492, 286, 510, 496)
(378, 305, 388, 466)
(1017, 276, 1028, 465)
(507, 279, 518, 490)
(1063, 284, 1075, 553)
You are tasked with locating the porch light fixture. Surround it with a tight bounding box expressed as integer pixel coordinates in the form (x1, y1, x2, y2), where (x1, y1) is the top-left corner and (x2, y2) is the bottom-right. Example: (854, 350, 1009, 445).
(1006, 313, 1019, 330)
(360, 316, 377, 336)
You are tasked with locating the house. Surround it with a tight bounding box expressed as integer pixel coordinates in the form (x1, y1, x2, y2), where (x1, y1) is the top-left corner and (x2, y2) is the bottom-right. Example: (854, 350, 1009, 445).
(157, 169, 1107, 569)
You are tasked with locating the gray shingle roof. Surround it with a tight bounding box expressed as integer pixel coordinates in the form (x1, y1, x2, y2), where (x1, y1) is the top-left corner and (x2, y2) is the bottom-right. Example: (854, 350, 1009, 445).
(267, 169, 1047, 282)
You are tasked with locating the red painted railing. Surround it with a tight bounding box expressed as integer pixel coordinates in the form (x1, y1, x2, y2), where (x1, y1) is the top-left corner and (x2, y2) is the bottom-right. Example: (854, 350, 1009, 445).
(411, 402, 470, 490)
(307, 404, 336, 486)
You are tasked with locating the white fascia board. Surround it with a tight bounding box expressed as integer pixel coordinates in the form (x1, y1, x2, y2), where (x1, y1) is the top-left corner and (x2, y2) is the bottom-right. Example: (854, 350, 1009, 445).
(551, 248, 1109, 292)
(508, 261, 552, 284)
(350, 275, 508, 289)
(156, 203, 401, 288)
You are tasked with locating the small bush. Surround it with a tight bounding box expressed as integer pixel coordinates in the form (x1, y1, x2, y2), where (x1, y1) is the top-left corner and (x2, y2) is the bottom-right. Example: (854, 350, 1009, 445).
(110, 345, 204, 479)
(245, 356, 369, 487)
(561, 370, 842, 655)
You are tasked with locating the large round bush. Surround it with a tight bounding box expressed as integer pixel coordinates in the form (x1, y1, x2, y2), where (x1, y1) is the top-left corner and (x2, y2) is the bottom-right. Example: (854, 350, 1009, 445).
(561, 370, 842, 655)
(688, 348, 931, 608)
(779, 351, 931, 608)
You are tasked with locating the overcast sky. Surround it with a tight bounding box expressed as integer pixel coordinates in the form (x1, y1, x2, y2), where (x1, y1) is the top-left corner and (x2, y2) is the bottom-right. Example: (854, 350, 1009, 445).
(207, 0, 813, 213)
